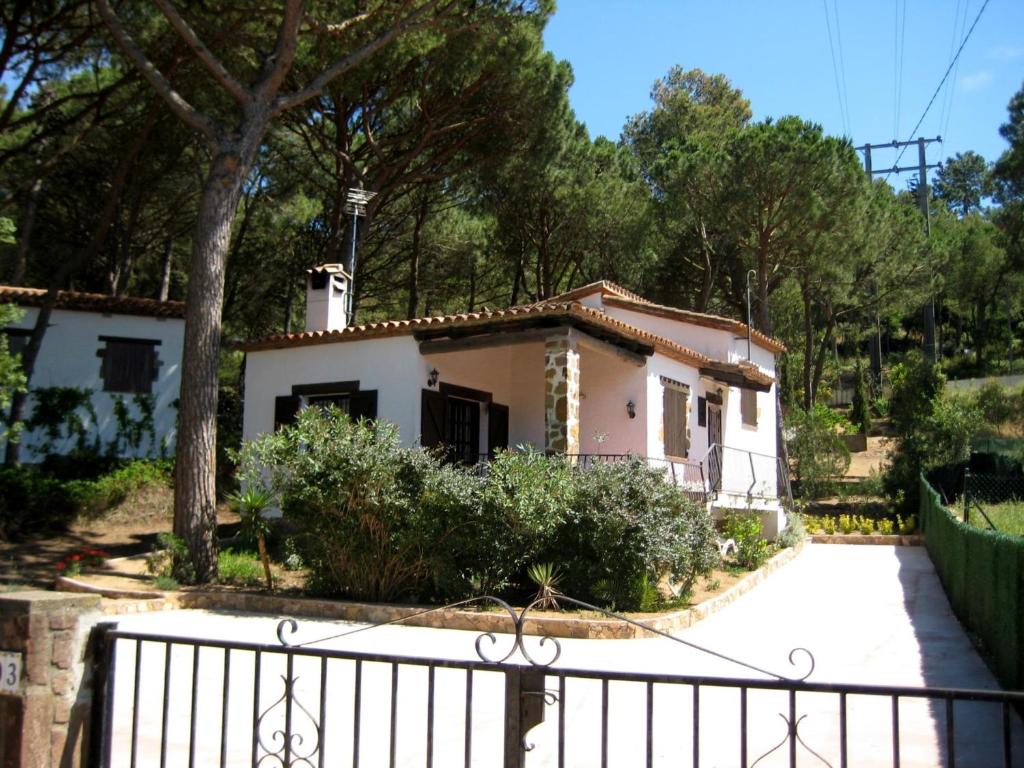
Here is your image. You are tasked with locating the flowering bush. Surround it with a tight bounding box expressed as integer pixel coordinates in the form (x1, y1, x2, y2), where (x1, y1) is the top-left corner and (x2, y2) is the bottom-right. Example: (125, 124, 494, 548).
(55, 548, 108, 577)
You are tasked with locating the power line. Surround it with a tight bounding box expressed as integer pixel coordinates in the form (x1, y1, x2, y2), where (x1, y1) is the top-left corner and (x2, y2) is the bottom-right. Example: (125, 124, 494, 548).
(885, 0, 991, 181)
(822, 0, 849, 135)
(941, 0, 971, 146)
(832, 0, 852, 135)
(894, 0, 908, 140)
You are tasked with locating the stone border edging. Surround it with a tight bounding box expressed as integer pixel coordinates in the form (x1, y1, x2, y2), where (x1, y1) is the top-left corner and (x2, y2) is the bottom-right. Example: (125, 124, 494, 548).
(94, 539, 807, 640)
(810, 534, 923, 546)
(54, 575, 166, 601)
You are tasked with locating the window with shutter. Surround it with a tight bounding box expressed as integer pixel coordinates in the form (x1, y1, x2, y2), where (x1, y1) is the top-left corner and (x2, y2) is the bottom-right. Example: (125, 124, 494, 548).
(663, 384, 689, 459)
(741, 388, 758, 427)
(97, 337, 160, 394)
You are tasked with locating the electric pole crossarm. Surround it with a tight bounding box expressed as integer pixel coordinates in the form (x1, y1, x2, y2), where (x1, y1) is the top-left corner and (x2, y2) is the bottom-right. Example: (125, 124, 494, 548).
(866, 163, 940, 177)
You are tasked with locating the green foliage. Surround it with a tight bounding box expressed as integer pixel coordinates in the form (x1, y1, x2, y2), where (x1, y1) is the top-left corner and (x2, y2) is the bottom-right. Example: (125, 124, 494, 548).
(23, 387, 99, 457)
(217, 549, 264, 587)
(850, 359, 872, 435)
(721, 511, 773, 570)
(110, 394, 158, 456)
(527, 562, 563, 610)
(0, 305, 27, 442)
(877, 518, 894, 535)
(235, 408, 718, 611)
(885, 354, 979, 513)
(0, 459, 170, 539)
(785, 404, 851, 499)
(146, 533, 196, 585)
(972, 382, 1022, 431)
(776, 511, 806, 548)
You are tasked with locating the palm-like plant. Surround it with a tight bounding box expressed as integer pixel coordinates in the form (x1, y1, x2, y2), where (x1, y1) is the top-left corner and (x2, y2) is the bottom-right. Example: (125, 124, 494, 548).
(228, 486, 275, 590)
(527, 562, 564, 610)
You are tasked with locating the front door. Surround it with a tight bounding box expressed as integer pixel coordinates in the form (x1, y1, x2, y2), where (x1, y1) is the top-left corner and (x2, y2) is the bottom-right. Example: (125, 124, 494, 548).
(446, 397, 480, 464)
(707, 403, 723, 491)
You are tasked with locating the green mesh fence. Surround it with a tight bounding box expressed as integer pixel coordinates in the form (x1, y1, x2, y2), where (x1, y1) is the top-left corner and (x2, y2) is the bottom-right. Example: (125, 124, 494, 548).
(920, 475, 1024, 691)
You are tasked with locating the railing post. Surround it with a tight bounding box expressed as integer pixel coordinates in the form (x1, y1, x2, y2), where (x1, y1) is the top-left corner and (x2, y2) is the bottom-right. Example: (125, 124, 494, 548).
(963, 469, 970, 523)
(503, 667, 547, 768)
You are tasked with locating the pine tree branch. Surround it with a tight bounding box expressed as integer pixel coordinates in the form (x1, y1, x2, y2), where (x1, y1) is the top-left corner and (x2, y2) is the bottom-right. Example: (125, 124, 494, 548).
(95, 0, 221, 143)
(152, 0, 250, 105)
(272, 0, 450, 115)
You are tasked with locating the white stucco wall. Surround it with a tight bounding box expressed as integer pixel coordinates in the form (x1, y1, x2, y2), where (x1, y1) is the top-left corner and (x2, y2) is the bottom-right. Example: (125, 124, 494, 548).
(7, 307, 184, 460)
(577, 341, 645, 456)
(243, 336, 424, 446)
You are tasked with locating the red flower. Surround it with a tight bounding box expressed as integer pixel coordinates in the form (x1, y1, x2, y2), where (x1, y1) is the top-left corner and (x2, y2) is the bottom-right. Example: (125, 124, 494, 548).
(55, 562, 66, 571)
(70, 554, 81, 562)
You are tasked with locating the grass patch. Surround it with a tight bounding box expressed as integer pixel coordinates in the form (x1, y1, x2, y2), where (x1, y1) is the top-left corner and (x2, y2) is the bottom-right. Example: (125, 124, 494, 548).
(965, 499, 1024, 536)
(218, 549, 264, 587)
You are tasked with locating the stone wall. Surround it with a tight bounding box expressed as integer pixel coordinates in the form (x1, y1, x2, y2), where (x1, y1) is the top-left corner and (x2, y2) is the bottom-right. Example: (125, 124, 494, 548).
(0, 592, 104, 768)
(543, 334, 580, 454)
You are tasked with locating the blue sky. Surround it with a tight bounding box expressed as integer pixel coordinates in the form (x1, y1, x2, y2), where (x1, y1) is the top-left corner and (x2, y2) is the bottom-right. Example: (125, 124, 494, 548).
(543, 0, 1023, 183)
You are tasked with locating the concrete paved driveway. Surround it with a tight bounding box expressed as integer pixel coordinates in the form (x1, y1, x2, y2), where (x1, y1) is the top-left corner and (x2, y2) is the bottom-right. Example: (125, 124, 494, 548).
(105, 544, 1023, 766)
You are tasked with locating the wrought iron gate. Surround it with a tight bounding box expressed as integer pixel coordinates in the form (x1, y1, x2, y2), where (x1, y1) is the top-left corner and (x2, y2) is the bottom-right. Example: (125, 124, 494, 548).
(92, 596, 1024, 767)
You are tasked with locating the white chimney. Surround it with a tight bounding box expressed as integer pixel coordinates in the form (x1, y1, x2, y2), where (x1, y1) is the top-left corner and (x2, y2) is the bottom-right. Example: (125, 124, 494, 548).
(305, 263, 351, 332)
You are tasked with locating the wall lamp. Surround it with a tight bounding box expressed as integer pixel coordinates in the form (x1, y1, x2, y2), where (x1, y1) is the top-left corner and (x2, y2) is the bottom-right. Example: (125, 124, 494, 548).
(427, 368, 439, 388)
(626, 400, 636, 419)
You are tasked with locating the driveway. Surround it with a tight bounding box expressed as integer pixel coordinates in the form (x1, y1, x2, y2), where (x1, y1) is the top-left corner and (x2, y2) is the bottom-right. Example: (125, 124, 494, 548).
(105, 544, 1023, 766)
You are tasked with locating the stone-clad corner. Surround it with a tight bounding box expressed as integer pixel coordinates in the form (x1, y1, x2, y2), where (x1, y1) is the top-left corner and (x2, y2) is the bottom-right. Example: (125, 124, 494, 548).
(0, 592, 104, 768)
(543, 333, 581, 455)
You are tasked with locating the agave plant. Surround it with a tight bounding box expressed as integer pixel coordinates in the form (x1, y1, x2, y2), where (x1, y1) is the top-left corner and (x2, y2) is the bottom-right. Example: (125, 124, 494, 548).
(527, 562, 564, 610)
(228, 486, 275, 590)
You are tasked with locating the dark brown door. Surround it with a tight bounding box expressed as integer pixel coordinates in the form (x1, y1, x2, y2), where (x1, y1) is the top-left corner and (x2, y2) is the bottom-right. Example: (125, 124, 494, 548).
(447, 397, 480, 464)
(421, 389, 446, 449)
(488, 403, 509, 457)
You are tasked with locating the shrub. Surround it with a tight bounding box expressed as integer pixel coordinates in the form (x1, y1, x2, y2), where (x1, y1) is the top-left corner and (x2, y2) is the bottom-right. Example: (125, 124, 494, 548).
(885, 353, 979, 513)
(850, 358, 872, 435)
(786, 405, 851, 499)
(557, 458, 718, 609)
(236, 407, 478, 602)
(877, 518, 894, 535)
(821, 516, 837, 535)
(838, 514, 856, 534)
(974, 381, 1016, 428)
(146, 532, 196, 584)
(776, 511, 806, 548)
(721, 510, 773, 570)
(857, 516, 874, 535)
(235, 409, 719, 611)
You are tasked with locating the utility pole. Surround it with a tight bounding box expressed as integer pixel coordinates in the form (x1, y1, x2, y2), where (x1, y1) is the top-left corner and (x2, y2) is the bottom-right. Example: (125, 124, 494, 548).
(855, 136, 942, 366)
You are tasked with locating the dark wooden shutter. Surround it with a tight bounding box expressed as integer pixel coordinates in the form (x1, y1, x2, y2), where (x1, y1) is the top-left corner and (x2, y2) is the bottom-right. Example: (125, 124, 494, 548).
(274, 395, 301, 430)
(697, 396, 707, 427)
(349, 390, 378, 421)
(663, 386, 688, 458)
(421, 389, 445, 448)
(488, 403, 509, 456)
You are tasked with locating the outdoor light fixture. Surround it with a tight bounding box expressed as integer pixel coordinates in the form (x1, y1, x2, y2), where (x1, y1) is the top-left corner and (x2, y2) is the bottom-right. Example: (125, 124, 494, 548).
(427, 368, 439, 388)
(626, 400, 636, 419)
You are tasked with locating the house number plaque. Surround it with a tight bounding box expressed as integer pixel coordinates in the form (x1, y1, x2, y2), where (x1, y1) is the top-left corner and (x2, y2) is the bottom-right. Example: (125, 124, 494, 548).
(0, 651, 22, 693)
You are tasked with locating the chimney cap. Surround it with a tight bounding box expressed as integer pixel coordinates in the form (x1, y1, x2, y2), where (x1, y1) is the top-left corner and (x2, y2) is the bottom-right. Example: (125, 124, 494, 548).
(307, 263, 351, 278)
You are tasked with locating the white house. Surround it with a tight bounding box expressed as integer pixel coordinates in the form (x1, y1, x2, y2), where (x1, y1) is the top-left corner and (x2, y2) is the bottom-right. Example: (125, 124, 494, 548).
(242, 266, 789, 534)
(0, 286, 185, 460)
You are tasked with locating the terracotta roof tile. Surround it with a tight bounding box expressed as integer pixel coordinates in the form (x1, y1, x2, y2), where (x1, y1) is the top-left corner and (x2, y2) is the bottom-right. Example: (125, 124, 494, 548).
(0, 285, 185, 319)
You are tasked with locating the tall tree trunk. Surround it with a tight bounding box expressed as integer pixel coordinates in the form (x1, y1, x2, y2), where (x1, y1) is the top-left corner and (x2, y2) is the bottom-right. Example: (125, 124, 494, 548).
(158, 237, 173, 301)
(975, 300, 986, 368)
(173, 136, 260, 583)
(11, 178, 41, 285)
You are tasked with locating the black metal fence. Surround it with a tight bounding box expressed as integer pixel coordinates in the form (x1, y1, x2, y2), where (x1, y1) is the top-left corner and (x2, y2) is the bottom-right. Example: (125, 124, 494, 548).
(93, 597, 1024, 767)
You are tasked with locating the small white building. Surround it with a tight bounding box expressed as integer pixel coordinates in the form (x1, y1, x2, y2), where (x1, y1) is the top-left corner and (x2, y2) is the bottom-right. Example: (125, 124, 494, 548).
(0, 286, 185, 460)
(242, 266, 789, 534)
